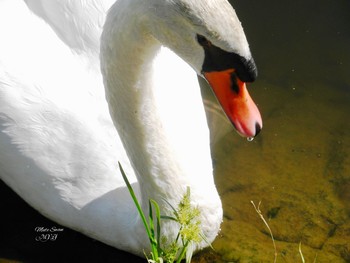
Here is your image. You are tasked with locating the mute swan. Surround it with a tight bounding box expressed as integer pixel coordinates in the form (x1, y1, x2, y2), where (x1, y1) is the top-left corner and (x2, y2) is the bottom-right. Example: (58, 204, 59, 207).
(0, 0, 261, 257)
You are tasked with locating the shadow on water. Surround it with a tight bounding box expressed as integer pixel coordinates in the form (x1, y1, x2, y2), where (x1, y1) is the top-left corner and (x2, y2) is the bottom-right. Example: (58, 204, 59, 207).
(0, 179, 145, 263)
(1, 0, 350, 262)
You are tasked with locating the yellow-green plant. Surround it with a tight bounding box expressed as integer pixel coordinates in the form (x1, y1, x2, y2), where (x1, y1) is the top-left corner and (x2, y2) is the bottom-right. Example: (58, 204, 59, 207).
(251, 200, 277, 263)
(119, 162, 207, 263)
(251, 201, 317, 263)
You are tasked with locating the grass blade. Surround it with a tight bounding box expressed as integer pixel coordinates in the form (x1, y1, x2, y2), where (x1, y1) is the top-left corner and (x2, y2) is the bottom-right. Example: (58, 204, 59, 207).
(119, 162, 158, 259)
(150, 199, 162, 256)
(160, 215, 178, 221)
(299, 242, 305, 263)
(176, 240, 189, 263)
(148, 200, 158, 251)
(162, 197, 179, 219)
(251, 201, 277, 263)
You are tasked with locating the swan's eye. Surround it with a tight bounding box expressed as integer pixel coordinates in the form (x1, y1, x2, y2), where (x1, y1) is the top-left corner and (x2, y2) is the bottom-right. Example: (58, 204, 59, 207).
(197, 34, 211, 48)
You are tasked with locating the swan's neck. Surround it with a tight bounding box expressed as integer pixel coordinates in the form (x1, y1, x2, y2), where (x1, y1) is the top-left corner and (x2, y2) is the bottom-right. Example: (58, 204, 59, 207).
(101, 1, 220, 215)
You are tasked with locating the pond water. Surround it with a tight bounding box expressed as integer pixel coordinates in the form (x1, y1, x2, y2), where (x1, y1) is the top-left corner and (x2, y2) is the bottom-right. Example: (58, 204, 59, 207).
(1, 0, 349, 262)
(193, 0, 350, 262)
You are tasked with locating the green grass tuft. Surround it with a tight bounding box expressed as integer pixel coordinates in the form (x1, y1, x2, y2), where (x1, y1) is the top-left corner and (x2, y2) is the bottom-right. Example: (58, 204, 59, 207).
(119, 162, 208, 263)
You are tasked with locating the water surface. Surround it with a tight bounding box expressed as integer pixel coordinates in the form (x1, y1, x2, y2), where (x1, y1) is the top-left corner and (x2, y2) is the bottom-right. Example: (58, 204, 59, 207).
(193, 0, 350, 262)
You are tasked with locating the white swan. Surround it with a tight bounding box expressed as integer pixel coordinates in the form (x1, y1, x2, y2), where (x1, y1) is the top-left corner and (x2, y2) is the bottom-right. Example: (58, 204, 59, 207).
(0, 0, 262, 257)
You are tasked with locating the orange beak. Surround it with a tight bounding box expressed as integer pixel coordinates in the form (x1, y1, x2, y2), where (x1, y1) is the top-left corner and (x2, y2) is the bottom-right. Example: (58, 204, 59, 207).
(204, 69, 262, 138)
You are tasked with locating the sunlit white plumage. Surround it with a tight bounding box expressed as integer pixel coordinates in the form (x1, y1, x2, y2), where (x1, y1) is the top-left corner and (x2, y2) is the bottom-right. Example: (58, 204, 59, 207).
(0, 0, 253, 256)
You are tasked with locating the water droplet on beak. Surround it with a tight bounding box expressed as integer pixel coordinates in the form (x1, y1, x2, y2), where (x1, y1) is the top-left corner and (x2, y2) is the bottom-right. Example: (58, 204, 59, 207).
(247, 137, 254, 142)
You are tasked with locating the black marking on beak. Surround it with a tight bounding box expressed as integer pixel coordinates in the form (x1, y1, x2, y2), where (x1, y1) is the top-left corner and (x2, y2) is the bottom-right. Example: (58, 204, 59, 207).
(230, 71, 240, 94)
(255, 122, 262, 136)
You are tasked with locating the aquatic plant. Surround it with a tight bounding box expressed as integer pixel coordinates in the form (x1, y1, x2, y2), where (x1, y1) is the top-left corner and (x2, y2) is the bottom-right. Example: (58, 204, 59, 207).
(119, 162, 206, 263)
(251, 200, 277, 263)
(251, 201, 318, 263)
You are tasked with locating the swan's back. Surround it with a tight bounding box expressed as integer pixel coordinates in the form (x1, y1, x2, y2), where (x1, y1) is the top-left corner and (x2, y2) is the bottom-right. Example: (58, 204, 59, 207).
(24, 0, 115, 55)
(0, 0, 137, 239)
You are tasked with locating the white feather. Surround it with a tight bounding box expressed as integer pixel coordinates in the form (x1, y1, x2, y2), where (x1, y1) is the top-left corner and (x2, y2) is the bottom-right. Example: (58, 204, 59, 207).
(0, 0, 251, 256)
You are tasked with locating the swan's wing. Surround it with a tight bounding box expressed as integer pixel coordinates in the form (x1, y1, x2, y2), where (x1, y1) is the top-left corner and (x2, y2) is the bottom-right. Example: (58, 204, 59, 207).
(0, 0, 142, 250)
(24, 0, 115, 55)
(0, 0, 135, 212)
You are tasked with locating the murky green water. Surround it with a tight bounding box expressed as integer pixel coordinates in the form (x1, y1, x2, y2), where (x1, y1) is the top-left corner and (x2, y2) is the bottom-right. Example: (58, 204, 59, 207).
(1, 0, 349, 262)
(193, 0, 350, 262)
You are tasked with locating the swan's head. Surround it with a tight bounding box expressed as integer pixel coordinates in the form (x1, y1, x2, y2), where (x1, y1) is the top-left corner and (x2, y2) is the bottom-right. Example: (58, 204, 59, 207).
(147, 0, 262, 138)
